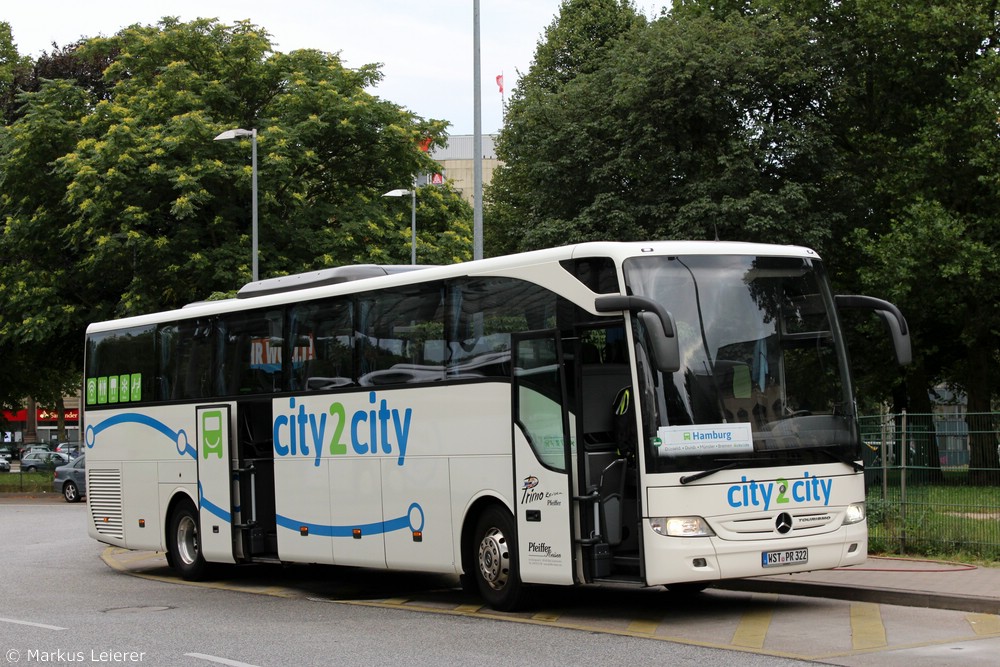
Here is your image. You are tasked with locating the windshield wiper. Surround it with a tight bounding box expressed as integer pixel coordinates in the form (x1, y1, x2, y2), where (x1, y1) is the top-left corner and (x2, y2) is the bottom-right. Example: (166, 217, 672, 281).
(680, 462, 742, 485)
(679, 456, 783, 484)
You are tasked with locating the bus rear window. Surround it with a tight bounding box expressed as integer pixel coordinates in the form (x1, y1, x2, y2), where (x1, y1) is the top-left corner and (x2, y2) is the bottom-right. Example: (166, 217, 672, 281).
(84, 325, 156, 406)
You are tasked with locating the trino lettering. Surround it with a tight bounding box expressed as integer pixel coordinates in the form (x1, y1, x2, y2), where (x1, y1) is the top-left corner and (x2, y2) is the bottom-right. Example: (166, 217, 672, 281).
(272, 392, 413, 466)
(522, 487, 544, 504)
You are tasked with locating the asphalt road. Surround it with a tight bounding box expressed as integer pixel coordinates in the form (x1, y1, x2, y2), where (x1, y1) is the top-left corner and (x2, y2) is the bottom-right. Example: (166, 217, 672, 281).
(0, 497, 817, 667)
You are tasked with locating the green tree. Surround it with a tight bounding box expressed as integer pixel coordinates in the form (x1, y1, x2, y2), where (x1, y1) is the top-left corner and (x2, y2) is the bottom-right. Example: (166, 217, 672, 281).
(491, 0, 1000, 479)
(0, 18, 471, 409)
(0, 22, 31, 124)
(486, 0, 646, 255)
(488, 3, 841, 255)
(766, 0, 1000, 480)
(381, 183, 474, 266)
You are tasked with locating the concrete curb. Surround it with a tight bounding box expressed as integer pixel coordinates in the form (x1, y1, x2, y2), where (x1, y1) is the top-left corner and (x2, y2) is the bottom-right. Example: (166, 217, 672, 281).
(717, 577, 1000, 615)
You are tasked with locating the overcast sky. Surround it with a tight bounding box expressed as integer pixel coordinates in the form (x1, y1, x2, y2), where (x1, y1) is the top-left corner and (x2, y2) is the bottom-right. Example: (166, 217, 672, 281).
(4, 1, 664, 135)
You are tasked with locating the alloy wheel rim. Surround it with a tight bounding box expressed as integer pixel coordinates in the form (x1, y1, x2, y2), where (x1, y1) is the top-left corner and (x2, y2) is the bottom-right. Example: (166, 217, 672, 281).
(177, 515, 199, 566)
(478, 527, 510, 591)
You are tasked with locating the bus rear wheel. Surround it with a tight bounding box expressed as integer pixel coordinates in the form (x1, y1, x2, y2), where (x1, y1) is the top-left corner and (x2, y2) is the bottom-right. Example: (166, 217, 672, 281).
(471, 505, 528, 611)
(168, 500, 209, 581)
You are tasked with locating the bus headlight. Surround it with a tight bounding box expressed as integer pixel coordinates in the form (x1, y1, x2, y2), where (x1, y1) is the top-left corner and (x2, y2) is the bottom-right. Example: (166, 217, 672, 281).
(844, 502, 866, 525)
(650, 516, 715, 537)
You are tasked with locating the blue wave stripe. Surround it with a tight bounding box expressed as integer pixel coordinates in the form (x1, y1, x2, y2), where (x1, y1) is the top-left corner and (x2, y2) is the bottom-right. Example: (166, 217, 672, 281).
(198, 482, 232, 523)
(87, 412, 196, 459)
(87, 413, 426, 538)
(275, 502, 422, 538)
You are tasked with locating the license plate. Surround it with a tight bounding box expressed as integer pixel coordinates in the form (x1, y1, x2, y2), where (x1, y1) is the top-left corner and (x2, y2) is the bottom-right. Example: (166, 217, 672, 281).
(761, 548, 808, 568)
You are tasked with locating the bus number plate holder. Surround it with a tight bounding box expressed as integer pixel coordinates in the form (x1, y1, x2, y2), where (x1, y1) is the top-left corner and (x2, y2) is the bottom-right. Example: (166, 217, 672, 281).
(761, 548, 808, 568)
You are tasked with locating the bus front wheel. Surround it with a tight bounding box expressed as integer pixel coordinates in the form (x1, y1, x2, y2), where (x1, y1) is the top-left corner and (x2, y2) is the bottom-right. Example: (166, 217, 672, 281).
(168, 500, 209, 581)
(471, 505, 528, 611)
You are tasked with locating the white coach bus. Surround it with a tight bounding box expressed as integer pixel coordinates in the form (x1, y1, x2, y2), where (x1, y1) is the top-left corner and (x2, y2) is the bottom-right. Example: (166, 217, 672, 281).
(83, 241, 910, 610)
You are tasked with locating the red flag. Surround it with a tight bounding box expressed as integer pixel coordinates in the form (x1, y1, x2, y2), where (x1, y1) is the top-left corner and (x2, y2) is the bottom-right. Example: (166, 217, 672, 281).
(496, 74, 504, 94)
(418, 137, 432, 152)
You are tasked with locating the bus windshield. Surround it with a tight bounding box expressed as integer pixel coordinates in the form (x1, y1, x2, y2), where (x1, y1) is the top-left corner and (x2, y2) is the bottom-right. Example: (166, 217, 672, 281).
(623, 254, 858, 474)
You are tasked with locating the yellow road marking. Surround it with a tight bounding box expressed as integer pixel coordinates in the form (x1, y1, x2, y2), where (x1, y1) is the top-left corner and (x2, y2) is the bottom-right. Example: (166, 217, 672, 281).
(627, 618, 660, 634)
(967, 613, 1000, 636)
(731, 594, 776, 648)
(850, 602, 887, 649)
(531, 611, 562, 622)
(382, 598, 409, 606)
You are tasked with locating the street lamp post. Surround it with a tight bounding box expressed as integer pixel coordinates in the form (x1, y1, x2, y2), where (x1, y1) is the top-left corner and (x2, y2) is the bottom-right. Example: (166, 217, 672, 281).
(214, 128, 259, 282)
(383, 188, 417, 265)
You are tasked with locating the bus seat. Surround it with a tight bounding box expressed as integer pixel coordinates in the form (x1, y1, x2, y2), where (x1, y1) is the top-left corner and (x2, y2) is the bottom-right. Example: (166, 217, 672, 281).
(581, 364, 631, 448)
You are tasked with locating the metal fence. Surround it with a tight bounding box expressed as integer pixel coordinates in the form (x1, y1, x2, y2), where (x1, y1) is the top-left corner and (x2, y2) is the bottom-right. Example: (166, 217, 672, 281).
(858, 411, 1000, 561)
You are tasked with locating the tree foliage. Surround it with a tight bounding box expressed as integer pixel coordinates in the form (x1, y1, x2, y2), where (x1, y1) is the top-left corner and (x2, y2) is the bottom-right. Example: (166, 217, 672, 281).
(488, 1, 843, 254)
(0, 18, 471, 409)
(0, 22, 31, 125)
(488, 0, 1000, 475)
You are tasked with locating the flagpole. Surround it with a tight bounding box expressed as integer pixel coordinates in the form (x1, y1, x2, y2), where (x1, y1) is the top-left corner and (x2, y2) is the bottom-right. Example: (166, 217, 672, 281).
(473, 0, 483, 261)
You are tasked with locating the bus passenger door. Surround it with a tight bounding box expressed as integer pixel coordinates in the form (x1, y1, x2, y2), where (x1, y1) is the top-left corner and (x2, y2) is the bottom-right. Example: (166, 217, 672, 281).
(196, 404, 236, 564)
(511, 332, 575, 585)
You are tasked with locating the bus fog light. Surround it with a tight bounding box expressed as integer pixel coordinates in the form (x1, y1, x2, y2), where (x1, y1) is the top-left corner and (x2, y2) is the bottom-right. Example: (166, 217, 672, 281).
(844, 502, 866, 525)
(650, 516, 715, 537)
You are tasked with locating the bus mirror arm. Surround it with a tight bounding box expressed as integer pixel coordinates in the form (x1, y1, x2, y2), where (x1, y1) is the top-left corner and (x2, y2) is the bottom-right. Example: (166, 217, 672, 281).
(834, 295, 912, 366)
(595, 295, 681, 373)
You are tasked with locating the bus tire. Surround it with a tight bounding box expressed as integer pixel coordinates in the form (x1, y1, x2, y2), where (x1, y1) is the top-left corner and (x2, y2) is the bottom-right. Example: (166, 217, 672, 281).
(168, 499, 210, 581)
(471, 505, 528, 611)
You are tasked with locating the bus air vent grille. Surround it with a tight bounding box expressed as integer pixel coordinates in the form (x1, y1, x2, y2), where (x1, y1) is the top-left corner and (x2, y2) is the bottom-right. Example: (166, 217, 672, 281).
(88, 468, 124, 539)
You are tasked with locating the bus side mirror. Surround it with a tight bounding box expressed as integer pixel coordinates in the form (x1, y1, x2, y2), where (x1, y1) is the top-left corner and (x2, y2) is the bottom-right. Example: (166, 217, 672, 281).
(835, 295, 912, 366)
(638, 310, 681, 374)
(595, 295, 681, 374)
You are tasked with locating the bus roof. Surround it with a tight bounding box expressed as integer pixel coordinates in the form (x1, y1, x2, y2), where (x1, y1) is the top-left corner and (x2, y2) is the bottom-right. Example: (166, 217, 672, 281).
(86, 240, 820, 334)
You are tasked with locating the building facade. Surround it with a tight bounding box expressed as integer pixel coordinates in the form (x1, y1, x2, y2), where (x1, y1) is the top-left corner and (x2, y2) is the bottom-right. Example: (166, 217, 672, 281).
(427, 134, 499, 205)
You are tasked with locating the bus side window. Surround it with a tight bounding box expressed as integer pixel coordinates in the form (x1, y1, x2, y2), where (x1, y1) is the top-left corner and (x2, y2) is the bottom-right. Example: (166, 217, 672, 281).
(289, 298, 355, 391)
(84, 324, 156, 406)
(446, 277, 559, 379)
(357, 284, 446, 386)
(162, 320, 215, 400)
(218, 309, 284, 396)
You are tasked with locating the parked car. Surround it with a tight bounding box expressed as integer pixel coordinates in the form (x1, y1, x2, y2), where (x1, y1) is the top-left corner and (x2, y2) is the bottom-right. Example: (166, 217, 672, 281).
(19, 451, 70, 472)
(19, 444, 54, 459)
(0, 457, 9, 473)
(55, 442, 82, 458)
(0, 445, 14, 461)
(53, 455, 85, 502)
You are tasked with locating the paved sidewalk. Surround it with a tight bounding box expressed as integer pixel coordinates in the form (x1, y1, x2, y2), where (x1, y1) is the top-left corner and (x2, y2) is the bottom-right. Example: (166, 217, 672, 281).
(718, 555, 1000, 614)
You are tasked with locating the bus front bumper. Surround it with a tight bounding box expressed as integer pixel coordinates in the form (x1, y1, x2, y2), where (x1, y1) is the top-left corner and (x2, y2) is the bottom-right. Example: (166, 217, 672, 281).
(641, 519, 868, 586)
